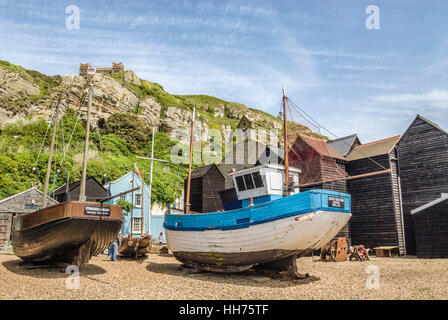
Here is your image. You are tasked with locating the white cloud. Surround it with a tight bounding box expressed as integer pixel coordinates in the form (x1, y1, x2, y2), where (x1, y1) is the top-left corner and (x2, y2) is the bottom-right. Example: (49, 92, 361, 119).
(372, 90, 448, 104)
(330, 64, 386, 71)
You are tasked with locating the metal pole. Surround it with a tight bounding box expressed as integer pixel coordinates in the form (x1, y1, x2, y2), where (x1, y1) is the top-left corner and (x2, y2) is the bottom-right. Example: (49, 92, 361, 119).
(185, 106, 195, 214)
(79, 86, 93, 202)
(282, 85, 290, 196)
(42, 92, 63, 208)
(292, 169, 392, 189)
(148, 126, 155, 233)
(141, 171, 144, 235)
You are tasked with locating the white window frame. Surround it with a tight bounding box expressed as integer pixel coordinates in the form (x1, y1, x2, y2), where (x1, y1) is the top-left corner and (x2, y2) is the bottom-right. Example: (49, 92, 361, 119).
(134, 193, 142, 207)
(132, 217, 141, 234)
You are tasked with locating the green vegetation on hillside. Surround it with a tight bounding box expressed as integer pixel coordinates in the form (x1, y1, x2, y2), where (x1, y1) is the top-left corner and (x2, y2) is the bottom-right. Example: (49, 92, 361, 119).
(0, 109, 188, 204)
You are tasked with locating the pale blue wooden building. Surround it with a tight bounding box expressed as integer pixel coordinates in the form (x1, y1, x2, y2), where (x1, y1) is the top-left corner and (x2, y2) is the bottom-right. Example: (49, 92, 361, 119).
(107, 171, 166, 241)
(108, 171, 150, 237)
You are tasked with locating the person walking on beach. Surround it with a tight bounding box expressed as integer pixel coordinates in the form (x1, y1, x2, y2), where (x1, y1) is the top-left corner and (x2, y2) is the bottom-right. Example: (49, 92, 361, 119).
(109, 237, 120, 261)
(158, 232, 163, 245)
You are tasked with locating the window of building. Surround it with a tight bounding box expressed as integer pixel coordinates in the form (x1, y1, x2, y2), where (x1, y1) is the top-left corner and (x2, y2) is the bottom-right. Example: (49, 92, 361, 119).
(135, 194, 142, 207)
(132, 217, 141, 233)
(120, 194, 126, 202)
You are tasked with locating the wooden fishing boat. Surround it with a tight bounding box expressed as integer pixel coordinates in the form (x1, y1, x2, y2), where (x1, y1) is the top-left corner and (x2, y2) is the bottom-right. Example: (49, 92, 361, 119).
(118, 234, 152, 258)
(164, 188, 351, 273)
(164, 86, 390, 276)
(12, 72, 126, 268)
(12, 201, 122, 267)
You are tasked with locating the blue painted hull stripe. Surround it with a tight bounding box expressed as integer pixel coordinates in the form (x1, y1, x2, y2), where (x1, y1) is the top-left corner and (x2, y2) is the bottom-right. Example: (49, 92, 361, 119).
(163, 207, 350, 232)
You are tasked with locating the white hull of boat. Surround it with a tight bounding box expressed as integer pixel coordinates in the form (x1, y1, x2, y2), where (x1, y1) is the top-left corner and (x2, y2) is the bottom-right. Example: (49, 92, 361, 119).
(165, 210, 351, 268)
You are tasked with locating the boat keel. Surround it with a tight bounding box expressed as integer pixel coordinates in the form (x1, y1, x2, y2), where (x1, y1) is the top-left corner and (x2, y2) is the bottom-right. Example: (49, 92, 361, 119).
(256, 255, 309, 280)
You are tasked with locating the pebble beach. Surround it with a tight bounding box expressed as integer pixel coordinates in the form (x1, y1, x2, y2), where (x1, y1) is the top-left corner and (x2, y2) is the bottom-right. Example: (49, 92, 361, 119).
(1, 252, 447, 300)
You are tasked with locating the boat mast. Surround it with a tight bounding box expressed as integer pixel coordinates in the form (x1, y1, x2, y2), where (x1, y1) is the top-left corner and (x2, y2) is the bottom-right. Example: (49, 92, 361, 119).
(136, 127, 169, 228)
(282, 85, 290, 196)
(149, 127, 155, 218)
(79, 70, 95, 202)
(41, 92, 63, 208)
(141, 170, 144, 235)
(131, 170, 135, 237)
(185, 106, 195, 214)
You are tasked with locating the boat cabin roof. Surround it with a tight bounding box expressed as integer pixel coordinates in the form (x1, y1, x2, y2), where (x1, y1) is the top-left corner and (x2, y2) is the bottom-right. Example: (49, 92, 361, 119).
(228, 163, 301, 177)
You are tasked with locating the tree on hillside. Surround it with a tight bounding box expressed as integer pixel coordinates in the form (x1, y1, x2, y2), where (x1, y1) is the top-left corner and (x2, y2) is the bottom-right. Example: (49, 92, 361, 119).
(104, 113, 149, 154)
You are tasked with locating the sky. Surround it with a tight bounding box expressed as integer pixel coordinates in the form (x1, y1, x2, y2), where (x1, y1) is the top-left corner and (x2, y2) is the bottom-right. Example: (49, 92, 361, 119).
(0, 0, 447, 142)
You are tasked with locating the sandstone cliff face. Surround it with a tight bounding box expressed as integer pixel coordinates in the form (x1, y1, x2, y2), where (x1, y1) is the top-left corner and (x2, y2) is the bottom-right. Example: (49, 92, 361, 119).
(0, 62, 305, 145)
(0, 66, 40, 100)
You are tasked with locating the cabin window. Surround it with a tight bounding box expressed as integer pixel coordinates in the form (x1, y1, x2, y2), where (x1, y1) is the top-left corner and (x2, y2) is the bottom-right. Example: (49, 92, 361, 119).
(120, 194, 126, 202)
(252, 171, 264, 188)
(135, 194, 142, 207)
(243, 174, 255, 190)
(132, 217, 141, 233)
(235, 176, 246, 191)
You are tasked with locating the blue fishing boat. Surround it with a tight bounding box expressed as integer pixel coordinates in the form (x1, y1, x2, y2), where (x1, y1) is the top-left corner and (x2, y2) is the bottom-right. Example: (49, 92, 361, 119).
(163, 87, 356, 277)
(164, 186, 351, 273)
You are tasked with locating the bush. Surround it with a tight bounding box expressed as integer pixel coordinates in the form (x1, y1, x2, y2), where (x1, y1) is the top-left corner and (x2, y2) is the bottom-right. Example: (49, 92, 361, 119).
(104, 113, 149, 155)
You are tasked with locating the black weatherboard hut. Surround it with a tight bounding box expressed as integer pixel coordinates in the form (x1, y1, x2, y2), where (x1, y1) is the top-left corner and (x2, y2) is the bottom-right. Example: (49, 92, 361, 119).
(51, 176, 109, 203)
(184, 164, 225, 213)
(397, 115, 448, 256)
(411, 194, 448, 258)
(346, 135, 405, 255)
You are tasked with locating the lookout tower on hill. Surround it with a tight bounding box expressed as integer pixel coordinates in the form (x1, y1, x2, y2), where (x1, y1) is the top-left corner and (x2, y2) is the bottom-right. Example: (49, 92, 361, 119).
(79, 62, 124, 77)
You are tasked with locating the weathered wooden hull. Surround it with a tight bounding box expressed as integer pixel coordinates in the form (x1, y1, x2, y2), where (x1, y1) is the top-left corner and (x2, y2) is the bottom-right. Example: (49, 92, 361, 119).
(12, 201, 122, 267)
(118, 236, 152, 257)
(164, 190, 351, 272)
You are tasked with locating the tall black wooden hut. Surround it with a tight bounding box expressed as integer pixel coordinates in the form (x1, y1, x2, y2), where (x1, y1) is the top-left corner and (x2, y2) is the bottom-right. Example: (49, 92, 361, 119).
(397, 115, 448, 255)
(346, 135, 406, 254)
(411, 194, 448, 258)
(184, 164, 225, 213)
(51, 176, 109, 202)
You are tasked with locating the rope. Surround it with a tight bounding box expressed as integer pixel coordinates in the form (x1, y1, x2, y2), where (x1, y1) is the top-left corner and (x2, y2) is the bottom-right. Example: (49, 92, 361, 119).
(286, 97, 388, 171)
(32, 105, 55, 171)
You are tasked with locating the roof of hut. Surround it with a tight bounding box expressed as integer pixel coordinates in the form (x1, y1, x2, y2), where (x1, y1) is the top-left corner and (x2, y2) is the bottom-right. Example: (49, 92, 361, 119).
(190, 164, 225, 180)
(327, 134, 361, 157)
(411, 193, 448, 215)
(52, 176, 107, 196)
(346, 135, 400, 161)
(294, 134, 346, 160)
(401, 114, 448, 138)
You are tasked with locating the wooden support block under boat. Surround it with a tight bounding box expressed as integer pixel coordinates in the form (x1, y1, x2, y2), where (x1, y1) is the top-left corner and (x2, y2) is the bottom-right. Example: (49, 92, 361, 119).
(12, 201, 122, 267)
(118, 235, 152, 258)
